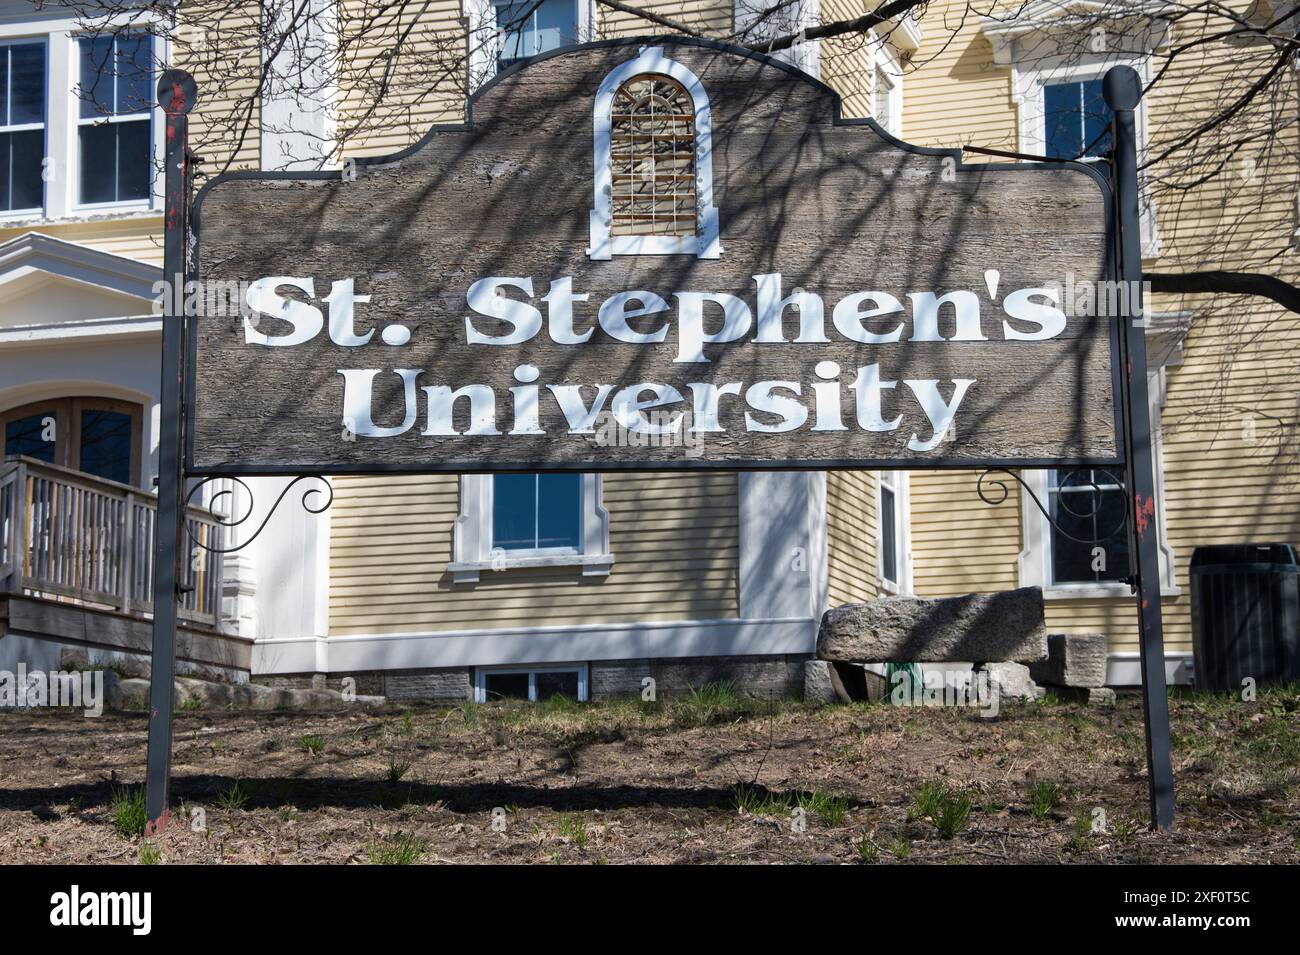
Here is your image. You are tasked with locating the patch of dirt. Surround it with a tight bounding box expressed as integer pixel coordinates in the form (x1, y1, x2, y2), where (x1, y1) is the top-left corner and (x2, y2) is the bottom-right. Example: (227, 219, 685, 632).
(2, 688, 1297, 864)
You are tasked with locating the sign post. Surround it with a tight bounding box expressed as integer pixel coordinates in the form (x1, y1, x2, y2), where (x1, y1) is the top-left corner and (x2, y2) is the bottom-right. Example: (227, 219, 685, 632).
(1105, 65, 1176, 830)
(144, 70, 197, 833)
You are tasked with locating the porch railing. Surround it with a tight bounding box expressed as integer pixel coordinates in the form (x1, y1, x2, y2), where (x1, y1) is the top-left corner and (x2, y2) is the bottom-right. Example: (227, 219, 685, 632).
(0, 456, 225, 628)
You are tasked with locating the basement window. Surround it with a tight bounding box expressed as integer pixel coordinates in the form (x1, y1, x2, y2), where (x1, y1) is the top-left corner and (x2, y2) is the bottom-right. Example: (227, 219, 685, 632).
(475, 664, 588, 702)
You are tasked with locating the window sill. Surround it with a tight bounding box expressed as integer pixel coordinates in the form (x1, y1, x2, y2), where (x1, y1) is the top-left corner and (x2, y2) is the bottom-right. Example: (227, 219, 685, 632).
(448, 553, 614, 584)
(0, 206, 161, 230)
(1043, 584, 1181, 601)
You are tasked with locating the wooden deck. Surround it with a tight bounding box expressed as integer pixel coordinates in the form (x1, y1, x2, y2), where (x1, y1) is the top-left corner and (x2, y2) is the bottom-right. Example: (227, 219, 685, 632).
(0, 456, 250, 676)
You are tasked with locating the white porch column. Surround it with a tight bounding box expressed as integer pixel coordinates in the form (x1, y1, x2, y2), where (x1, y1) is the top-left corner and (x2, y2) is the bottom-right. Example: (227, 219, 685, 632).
(261, 0, 338, 170)
(737, 472, 827, 649)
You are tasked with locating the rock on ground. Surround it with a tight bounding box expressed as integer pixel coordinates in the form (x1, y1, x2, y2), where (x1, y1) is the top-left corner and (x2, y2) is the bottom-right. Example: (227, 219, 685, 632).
(817, 588, 1048, 664)
(1029, 633, 1109, 688)
(803, 661, 837, 703)
(105, 674, 384, 712)
(977, 662, 1044, 704)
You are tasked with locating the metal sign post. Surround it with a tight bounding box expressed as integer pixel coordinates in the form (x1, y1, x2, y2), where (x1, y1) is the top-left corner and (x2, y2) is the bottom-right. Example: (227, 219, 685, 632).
(144, 70, 197, 833)
(1105, 65, 1176, 830)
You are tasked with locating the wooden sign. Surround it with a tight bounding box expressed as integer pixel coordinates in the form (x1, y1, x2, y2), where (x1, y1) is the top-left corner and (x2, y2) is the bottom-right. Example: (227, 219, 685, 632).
(187, 39, 1120, 474)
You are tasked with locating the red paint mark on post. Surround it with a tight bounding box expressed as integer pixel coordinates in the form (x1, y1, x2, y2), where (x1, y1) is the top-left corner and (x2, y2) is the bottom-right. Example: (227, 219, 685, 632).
(144, 808, 171, 836)
(1134, 493, 1155, 538)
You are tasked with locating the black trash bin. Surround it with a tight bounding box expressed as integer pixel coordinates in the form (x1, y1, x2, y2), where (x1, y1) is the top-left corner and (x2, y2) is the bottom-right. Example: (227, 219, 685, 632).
(1189, 544, 1300, 693)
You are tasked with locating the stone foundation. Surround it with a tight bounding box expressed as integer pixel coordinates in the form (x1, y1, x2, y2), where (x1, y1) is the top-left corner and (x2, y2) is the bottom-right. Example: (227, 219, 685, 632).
(591, 654, 809, 701)
(255, 656, 807, 704)
(253, 668, 467, 701)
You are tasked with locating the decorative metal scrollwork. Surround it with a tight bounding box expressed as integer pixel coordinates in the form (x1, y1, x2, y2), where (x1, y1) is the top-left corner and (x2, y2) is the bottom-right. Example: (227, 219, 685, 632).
(184, 475, 334, 554)
(976, 468, 1128, 545)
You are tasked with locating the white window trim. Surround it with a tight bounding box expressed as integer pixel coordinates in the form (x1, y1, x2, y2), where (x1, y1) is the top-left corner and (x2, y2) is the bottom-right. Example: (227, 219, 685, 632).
(871, 38, 903, 138)
(73, 30, 154, 211)
(996, 26, 1163, 257)
(587, 45, 720, 261)
(732, 0, 822, 79)
(877, 470, 913, 594)
(449, 473, 612, 583)
(461, 0, 594, 93)
(1018, 369, 1178, 599)
(0, 14, 166, 226)
(0, 36, 47, 217)
(474, 663, 589, 703)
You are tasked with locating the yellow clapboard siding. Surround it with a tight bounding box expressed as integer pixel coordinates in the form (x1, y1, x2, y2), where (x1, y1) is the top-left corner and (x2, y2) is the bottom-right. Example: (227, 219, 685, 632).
(826, 470, 880, 606)
(847, 1, 1296, 659)
(598, 0, 734, 38)
(329, 471, 740, 634)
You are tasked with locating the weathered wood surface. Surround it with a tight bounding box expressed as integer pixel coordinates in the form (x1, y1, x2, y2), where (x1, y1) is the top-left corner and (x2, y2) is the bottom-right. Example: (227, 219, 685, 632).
(191, 41, 1117, 472)
(5, 594, 253, 672)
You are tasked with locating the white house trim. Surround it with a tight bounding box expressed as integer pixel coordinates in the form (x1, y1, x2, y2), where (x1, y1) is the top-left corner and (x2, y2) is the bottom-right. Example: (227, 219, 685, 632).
(887, 12, 924, 53)
(0, 10, 171, 224)
(1018, 361, 1178, 598)
(877, 470, 913, 594)
(260, 0, 338, 170)
(870, 40, 905, 138)
(982, 1, 1169, 257)
(587, 46, 721, 261)
(981, 0, 1175, 63)
(738, 471, 826, 625)
(0, 316, 159, 346)
(449, 472, 612, 583)
(462, 0, 595, 92)
(0, 231, 160, 298)
(253, 614, 816, 674)
(732, 0, 822, 78)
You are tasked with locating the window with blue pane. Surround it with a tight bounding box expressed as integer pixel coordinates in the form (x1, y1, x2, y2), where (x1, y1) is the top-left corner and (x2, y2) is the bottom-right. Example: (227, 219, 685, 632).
(0, 41, 46, 212)
(1043, 79, 1112, 160)
(494, 0, 578, 71)
(77, 32, 153, 204)
(5, 412, 57, 464)
(492, 473, 582, 551)
(2, 398, 142, 486)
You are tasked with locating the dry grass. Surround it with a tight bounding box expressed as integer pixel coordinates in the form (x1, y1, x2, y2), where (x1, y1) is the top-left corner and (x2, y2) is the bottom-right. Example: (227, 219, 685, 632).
(1, 684, 1297, 864)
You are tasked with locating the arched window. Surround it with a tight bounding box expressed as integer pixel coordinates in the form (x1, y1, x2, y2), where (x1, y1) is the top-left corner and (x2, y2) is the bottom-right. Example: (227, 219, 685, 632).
(588, 47, 719, 260)
(609, 75, 696, 239)
(1, 397, 143, 486)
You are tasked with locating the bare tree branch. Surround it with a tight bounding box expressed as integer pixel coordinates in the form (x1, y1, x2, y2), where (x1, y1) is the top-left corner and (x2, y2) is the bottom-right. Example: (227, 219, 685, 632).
(594, 0, 702, 38)
(1149, 271, 1300, 315)
(748, 0, 927, 53)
